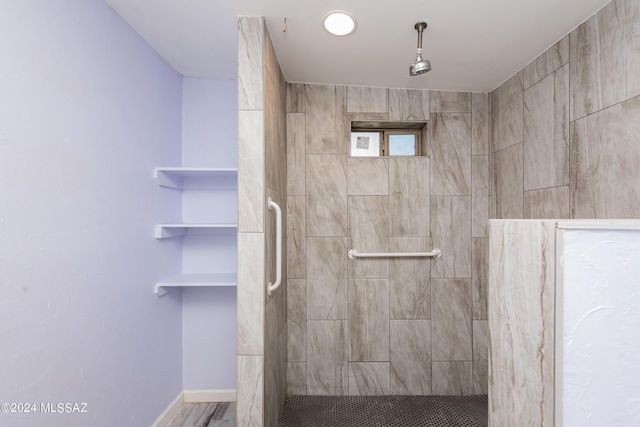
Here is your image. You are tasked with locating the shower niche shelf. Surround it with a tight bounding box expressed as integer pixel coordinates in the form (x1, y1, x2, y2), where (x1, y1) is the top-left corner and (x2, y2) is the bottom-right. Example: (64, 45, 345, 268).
(154, 273, 237, 296)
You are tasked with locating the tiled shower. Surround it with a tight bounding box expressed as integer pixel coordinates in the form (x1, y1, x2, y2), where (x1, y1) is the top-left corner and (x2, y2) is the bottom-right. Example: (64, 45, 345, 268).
(285, 85, 490, 396)
(491, 0, 640, 220)
(237, 0, 640, 424)
(237, 16, 490, 424)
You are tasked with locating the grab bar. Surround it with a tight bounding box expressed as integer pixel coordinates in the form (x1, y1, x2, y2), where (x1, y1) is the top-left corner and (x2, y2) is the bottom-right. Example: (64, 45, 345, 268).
(267, 197, 282, 296)
(348, 248, 442, 260)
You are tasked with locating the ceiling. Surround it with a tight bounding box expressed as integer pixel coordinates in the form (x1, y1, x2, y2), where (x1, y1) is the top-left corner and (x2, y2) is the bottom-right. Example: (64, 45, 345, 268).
(105, 0, 611, 93)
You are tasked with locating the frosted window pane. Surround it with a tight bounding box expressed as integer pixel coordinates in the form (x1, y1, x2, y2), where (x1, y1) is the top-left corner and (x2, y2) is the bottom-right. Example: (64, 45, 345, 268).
(388, 134, 416, 156)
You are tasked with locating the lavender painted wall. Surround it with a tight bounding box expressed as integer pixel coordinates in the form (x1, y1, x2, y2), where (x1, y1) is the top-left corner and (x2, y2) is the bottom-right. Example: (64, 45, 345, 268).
(0, 1, 183, 426)
(182, 287, 237, 389)
(180, 78, 238, 390)
(182, 78, 238, 168)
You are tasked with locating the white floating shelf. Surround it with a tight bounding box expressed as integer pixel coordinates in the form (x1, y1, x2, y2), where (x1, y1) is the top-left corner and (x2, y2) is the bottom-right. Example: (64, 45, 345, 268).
(155, 223, 238, 238)
(154, 167, 237, 190)
(155, 273, 238, 296)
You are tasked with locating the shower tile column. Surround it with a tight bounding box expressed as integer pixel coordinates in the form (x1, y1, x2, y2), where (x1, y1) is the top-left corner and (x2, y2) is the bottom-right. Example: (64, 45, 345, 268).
(237, 16, 265, 427)
(238, 16, 288, 427)
(285, 84, 307, 395)
(388, 154, 432, 396)
(429, 91, 475, 395)
(304, 84, 351, 396)
(471, 92, 490, 395)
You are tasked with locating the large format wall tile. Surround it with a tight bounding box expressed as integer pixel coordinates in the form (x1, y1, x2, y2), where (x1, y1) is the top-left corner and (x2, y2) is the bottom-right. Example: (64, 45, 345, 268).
(523, 65, 569, 191)
(390, 320, 432, 395)
(307, 320, 349, 395)
(389, 89, 429, 120)
(277, 328, 288, 415)
(570, 0, 640, 121)
(287, 83, 305, 113)
(287, 362, 307, 394)
(263, 25, 282, 102)
(287, 113, 306, 196)
(335, 86, 349, 151)
(523, 35, 569, 89)
(238, 111, 264, 232)
(430, 91, 471, 113)
(472, 238, 488, 320)
(287, 196, 306, 278)
(287, 279, 307, 362)
(237, 355, 263, 426)
(347, 87, 388, 113)
(306, 85, 341, 154)
(265, 75, 286, 195)
(472, 155, 489, 237)
(432, 362, 473, 395)
(237, 17, 263, 110)
(349, 279, 390, 362)
(389, 237, 431, 319)
(237, 232, 264, 355)
(348, 158, 389, 196)
(264, 298, 280, 427)
(431, 196, 471, 278)
(348, 196, 389, 278)
(493, 143, 523, 219)
(489, 220, 555, 427)
(472, 93, 490, 155)
(389, 157, 430, 237)
(571, 95, 640, 218)
(492, 72, 524, 151)
(306, 155, 347, 236)
(348, 362, 391, 396)
(307, 237, 348, 319)
(430, 113, 472, 196)
(524, 186, 570, 219)
(431, 279, 472, 360)
(473, 320, 489, 394)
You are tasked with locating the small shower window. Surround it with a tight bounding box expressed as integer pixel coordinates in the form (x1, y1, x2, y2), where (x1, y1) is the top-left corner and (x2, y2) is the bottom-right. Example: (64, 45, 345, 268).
(387, 131, 418, 156)
(350, 121, 425, 157)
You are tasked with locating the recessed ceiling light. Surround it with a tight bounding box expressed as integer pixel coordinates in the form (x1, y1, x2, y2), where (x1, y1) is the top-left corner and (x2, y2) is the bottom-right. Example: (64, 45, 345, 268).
(323, 11, 357, 36)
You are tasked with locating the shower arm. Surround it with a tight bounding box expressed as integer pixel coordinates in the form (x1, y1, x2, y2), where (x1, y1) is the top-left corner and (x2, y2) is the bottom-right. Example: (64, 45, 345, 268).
(415, 21, 427, 52)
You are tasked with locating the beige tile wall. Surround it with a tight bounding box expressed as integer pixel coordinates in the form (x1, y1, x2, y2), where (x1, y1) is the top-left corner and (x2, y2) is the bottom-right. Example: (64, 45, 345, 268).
(491, 0, 640, 221)
(237, 16, 288, 427)
(488, 220, 556, 426)
(263, 21, 288, 427)
(286, 84, 490, 396)
(237, 16, 265, 427)
(488, 1, 640, 424)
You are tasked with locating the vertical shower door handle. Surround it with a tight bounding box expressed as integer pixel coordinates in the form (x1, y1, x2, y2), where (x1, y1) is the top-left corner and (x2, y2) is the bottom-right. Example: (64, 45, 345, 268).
(267, 197, 282, 296)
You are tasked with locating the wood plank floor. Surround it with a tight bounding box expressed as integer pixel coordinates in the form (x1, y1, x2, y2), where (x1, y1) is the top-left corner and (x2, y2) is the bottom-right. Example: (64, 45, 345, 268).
(164, 402, 235, 427)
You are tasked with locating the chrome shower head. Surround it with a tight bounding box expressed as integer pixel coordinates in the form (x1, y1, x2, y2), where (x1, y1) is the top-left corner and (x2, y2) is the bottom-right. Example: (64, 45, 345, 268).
(409, 21, 432, 76)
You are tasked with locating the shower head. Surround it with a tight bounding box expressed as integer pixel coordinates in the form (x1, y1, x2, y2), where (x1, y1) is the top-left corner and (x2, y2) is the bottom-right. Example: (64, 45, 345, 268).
(409, 21, 432, 76)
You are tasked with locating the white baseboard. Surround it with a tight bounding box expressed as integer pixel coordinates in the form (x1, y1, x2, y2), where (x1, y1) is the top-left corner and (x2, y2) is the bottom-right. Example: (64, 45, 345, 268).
(151, 389, 237, 426)
(183, 389, 236, 403)
(150, 391, 184, 427)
